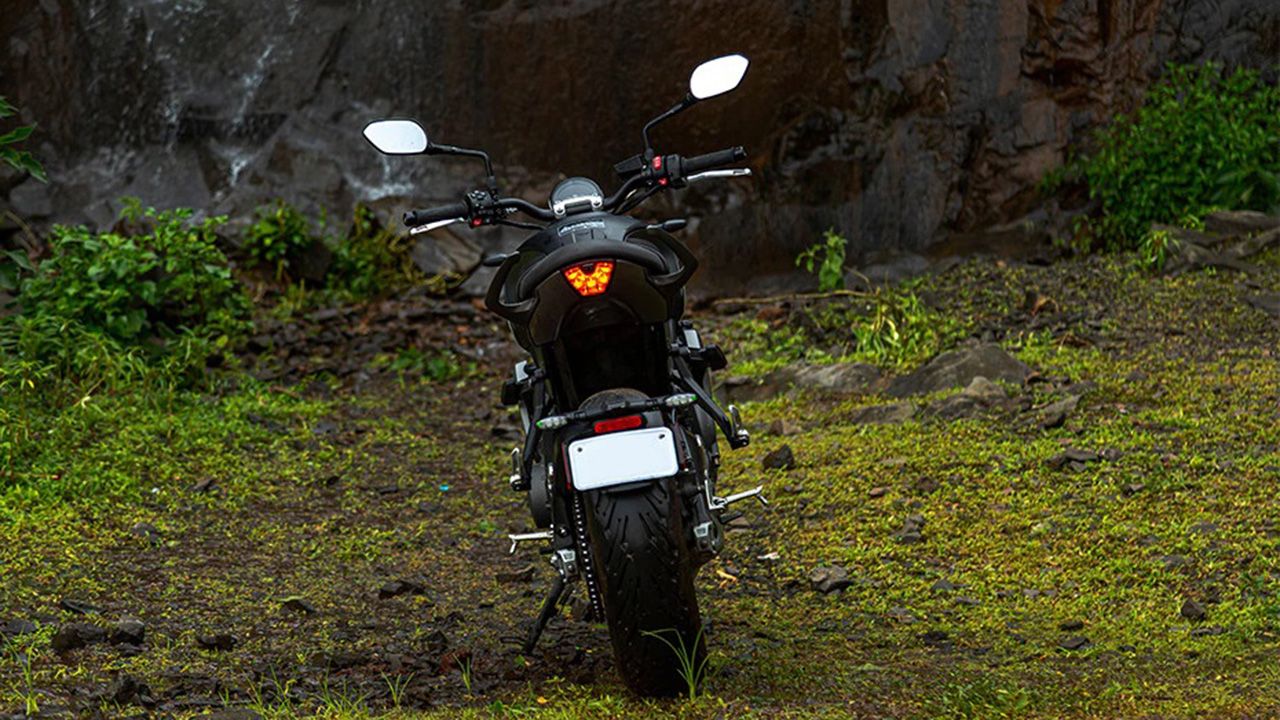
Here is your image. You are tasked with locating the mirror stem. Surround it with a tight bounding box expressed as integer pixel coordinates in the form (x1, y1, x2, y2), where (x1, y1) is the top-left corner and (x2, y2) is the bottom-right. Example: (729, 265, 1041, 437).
(642, 95, 696, 160)
(430, 143, 499, 192)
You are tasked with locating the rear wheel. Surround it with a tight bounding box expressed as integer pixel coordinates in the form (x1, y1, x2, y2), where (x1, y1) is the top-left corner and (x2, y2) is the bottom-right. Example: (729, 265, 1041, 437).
(582, 477, 704, 696)
(575, 388, 705, 697)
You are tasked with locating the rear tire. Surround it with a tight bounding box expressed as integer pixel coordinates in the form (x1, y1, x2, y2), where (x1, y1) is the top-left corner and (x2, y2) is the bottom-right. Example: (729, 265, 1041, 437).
(582, 476, 704, 697)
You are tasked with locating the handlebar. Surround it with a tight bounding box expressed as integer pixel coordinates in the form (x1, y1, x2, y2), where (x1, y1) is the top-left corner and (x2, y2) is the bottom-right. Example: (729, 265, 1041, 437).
(405, 145, 747, 229)
(683, 146, 746, 175)
(404, 201, 470, 227)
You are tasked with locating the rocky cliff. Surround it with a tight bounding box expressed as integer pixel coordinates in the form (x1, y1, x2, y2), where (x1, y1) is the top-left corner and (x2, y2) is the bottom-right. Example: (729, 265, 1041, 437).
(2, 0, 1277, 294)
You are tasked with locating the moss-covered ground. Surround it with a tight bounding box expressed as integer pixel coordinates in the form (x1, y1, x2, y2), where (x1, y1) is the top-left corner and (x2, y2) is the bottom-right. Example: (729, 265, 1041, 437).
(2, 248, 1279, 719)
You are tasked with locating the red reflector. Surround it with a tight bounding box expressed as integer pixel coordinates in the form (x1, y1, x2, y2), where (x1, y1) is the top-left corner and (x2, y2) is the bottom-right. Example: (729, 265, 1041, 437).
(594, 415, 643, 434)
(563, 261, 614, 297)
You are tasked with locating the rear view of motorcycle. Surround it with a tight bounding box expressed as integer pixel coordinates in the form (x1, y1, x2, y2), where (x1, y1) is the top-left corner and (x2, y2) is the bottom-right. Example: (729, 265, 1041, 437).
(363, 54, 767, 696)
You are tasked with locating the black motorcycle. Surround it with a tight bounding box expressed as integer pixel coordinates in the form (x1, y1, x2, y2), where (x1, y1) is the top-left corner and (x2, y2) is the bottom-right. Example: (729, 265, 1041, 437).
(363, 53, 767, 696)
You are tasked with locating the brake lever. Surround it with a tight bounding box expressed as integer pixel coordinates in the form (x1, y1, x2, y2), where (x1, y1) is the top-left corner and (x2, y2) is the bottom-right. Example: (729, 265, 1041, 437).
(409, 217, 466, 235)
(686, 168, 752, 183)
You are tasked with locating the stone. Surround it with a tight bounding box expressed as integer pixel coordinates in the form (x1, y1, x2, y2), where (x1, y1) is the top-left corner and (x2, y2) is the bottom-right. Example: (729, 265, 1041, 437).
(494, 565, 536, 584)
(1160, 554, 1192, 571)
(868, 485, 889, 498)
(887, 344, 1031, 398)
(1189, 625, 1225, 637)
(1, 619, 37, 637)
(281, 597, 316, 615)
(196, 633, 238, 651)
(106, 674, 150, 705)
(961, 376, 1007, 403)
(1202, 210, 1280, 236)
(58, 598, 99, 615)
(808, 565, 853, 594)
(8, 178, 53, 218)
(51, 623, 106, 652)
(131, 522, 162, 543)
(109, 617, 146, 645)
(896, 514, 926, 544)
(1038, 394, 1080, 429)
(850, 401, 917, 425)
(1059, 619, 1084, 631)
(1059, 635, 1091, 651)
(1181, 599, 1207, 622)
(787, 363, 882, 393)
(378, 579, 428, 598)
(930, 578, 958, 592)
(762, 444, 796, 470)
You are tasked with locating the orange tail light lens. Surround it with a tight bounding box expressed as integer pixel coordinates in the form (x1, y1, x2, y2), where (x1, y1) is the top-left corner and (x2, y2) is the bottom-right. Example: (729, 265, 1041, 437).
(563, 261, 614, 297)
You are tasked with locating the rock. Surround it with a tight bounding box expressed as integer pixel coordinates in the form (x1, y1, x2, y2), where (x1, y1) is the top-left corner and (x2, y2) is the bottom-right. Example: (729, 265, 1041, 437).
(887, 344, 1031, 398)
(106, 674, 150, 705)
(1245, 293, 1280, 318)
(1181, 598, 1207, 622)
(931, 578, 958, 592)
(1189, 521, 1218, 534)
(203, 711, 264, 720)
(51, 623, 106, 652)
(196, 633, 238, 651)
(1160, 554, 1191, 571)
(767, 418, 802, 436)
(494, 565, 536, 584)
(931, 377, 1007, 419)
(59, 598, 99, 615)
(2, 619, 37, 637)
(887, 606, 917, 624)
(808, 565, 853, 594)
(762, 444, 796, 470)
(787, 363, 882, 393)
(1202, 210, 1280, 236)
(1059, 635, 1091, 651)
(850, 401, 917, 425)
(1038, 394, 1080, 429)
(961, 376, 1007, 403)
(281, 597, 316, 615)
(131, 522, 162, 543)
(896, 514, 926, 544)
(868, 485, 889, 498)
(411, 230, 482, 277)
(8, 178, 52, 218)
(1190, 625, 1226, 637)
(1122, 482, 1145, 496)
(954, 596, 981, 607)
(378, 579, 428, 598)
(920, 628, 950, 646)
(1047, 447, 1099, 470)
(109, 618, 146, 645)
(1059, 619, 1085, 631)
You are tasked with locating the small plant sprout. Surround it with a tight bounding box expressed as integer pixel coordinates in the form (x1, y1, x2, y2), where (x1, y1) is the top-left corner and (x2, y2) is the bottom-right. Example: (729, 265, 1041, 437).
(458, 654, 475, 695)
(795, 228, 848, 292)
(382, 672, 415, 709)
(641, 626, 713, 700)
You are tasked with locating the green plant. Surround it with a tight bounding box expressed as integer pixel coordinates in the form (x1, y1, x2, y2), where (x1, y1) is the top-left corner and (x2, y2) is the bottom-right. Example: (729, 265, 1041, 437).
(375, 347, 472, 384)
(641, 626, 712, 700)
(795, 228, 847, 292)
(382, 672, 415, 709)
(245, 200, 318, 281)
(1060, 63, 1280, 250)
(927, 675, 1034, 719)
(0, 97, 45, 182)
(458, 654, 474, 694)
(330, 203, 420, 298)
(1137, 227, 1181, 271)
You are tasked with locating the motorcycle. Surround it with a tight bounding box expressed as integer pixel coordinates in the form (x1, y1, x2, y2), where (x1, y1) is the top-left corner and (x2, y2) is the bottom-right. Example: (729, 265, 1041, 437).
(363, 53, 767, 696)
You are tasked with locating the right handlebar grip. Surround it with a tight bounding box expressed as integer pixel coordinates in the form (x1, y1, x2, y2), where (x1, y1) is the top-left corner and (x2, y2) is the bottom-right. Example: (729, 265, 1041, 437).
(404, 201, 470, 227)
(683, 146, 747, 175)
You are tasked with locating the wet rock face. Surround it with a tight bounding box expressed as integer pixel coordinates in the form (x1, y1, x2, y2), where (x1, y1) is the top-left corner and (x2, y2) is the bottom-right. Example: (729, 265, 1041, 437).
(4, 0, 1278, 295)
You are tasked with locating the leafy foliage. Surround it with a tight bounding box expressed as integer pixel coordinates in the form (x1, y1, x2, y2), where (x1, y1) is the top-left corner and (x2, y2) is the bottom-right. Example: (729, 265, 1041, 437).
(331, 204, 422, 298)
(245, 200, 318, 280)
(1061, 63, 1280, 250)
(0, 96, 45, 183)
(795, 229, 847, 291)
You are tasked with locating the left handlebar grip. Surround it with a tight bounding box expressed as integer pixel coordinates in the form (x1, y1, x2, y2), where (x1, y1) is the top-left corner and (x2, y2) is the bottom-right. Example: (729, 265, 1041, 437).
(682, 146, 747, 175)
(404, 201, 470, 227)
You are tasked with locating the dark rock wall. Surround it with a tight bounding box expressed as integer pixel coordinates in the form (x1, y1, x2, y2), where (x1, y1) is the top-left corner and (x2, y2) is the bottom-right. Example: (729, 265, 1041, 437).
(2, 0, 1277, 294)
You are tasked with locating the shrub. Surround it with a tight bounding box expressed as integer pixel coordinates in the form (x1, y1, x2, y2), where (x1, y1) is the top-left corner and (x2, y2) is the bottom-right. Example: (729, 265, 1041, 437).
(245, 200, 318, 280)
(795, 229, 847, 292)
(1061, 63, 1280, 250)
(2, 200, 250, 388)
(331, 204, 421, 298)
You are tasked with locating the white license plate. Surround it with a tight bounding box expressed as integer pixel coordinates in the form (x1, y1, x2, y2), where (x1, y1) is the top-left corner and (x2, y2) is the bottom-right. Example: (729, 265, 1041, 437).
(567, 427, 679, 491)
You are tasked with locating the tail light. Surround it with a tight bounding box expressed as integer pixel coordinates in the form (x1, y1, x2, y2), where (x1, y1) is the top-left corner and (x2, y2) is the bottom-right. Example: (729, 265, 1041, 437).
(593, 414, 643, 434)
(563, 261, 614, 297)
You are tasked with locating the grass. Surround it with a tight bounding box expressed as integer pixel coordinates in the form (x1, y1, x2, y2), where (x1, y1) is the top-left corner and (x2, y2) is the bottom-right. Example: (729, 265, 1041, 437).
(1, 246, 1279, 718)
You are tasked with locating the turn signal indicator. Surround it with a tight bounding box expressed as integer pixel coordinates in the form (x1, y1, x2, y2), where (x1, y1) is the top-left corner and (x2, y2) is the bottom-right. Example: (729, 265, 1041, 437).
(563, 261, 614, 297)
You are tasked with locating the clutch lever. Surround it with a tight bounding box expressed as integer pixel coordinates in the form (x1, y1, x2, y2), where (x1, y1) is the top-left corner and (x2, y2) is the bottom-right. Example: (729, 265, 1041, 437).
(686, 168, 752, 183)
(410, 217, 466, 235)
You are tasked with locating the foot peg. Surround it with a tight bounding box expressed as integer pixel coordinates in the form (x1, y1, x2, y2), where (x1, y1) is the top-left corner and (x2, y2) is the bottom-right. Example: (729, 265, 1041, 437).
(722, 485, 769, 508)
(507, 530, 552, 555)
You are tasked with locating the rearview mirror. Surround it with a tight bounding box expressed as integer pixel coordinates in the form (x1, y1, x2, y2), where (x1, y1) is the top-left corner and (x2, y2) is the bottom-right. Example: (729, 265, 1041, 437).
(689, 54, 749, 101)
(363, 119, 429, 155)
